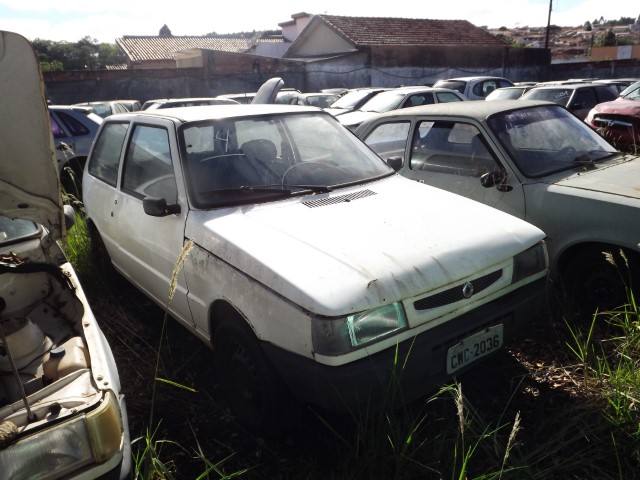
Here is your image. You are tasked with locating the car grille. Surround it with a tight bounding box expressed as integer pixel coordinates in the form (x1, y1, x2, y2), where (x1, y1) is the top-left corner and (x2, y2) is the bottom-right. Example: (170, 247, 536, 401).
(303, 189, 376, 208)
(413, 269, 503, 310)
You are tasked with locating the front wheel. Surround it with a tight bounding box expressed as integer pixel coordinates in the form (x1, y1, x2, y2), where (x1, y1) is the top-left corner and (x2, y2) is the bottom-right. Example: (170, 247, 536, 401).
(213, 319, 295, 431)
(562, 246, 636, 317)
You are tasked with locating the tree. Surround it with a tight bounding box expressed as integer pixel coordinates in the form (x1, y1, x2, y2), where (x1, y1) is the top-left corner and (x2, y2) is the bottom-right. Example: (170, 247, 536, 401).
(583, 21, 592, 31)
(594, 29, 617, 47)
(32, 37, 127, 71)
(159, 24, 172, 37)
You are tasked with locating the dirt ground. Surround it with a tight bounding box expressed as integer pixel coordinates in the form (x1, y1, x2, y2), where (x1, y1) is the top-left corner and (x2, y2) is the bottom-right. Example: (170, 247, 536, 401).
(85, 276, 617, 479)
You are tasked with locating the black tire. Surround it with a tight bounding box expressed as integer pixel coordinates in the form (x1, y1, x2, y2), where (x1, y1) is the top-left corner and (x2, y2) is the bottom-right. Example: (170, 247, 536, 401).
(563, 246, 635, 316)
(213, 318, 294, 431)
(87, 223, 123, 286)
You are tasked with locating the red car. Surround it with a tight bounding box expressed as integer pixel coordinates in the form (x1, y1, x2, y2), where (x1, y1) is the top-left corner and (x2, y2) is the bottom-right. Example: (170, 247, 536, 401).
(585, 81, 640, 148)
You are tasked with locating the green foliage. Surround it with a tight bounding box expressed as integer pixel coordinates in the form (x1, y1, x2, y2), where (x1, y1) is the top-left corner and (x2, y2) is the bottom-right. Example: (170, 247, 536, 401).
(33, 36, 127, 71)
(584, 21, 592, 31)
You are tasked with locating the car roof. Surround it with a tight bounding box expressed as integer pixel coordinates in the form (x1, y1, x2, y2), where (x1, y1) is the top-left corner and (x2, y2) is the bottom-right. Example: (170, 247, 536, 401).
(106, 103, 322, 123)
(527, 82, 610, 90)
(436, 76, 511, 82)
(356, 99, 555, 125)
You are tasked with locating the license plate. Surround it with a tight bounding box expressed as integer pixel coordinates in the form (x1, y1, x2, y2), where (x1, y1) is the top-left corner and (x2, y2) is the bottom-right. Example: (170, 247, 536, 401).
(446, 324, 503, 374)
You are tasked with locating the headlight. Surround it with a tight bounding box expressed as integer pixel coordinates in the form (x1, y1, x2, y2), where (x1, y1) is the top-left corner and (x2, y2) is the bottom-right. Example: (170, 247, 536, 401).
(313, 302, 408, 355)
(512, 241, 548, 284)
(0, 391, 123, 480)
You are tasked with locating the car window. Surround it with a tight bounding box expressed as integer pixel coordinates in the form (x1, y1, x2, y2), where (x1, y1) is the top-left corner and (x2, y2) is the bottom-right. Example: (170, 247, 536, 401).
(402, 93, 434, 108)
(410, 121, 500, 177)
(88, 122, 129, 186)
(436, 92, 464, 103)
(50, 113, 65, 138)
(122, 125, 177, 201)
(56, 111, 91, 136)
(362, 121, 411, 161)
(473, 80, 503, 98)
(571, 88, 598, 110)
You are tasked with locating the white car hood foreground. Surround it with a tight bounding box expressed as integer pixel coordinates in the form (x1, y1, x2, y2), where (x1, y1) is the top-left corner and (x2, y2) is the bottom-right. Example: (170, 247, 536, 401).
(553, 155, 640, 198)
(0, 31, 63, 239)
(191, 176, 545, 315)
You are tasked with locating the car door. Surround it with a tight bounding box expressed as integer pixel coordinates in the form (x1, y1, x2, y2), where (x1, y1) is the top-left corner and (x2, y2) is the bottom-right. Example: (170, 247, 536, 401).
(86, 119, 193, 327)
(362, 118, 526, 219)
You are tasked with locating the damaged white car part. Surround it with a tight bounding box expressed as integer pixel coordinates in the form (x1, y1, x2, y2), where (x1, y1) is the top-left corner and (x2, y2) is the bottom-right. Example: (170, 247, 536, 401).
(0, 31, 131, 480)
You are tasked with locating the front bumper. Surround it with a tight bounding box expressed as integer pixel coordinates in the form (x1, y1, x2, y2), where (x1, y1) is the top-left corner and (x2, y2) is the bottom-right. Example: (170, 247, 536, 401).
(263, 277, 548, 413)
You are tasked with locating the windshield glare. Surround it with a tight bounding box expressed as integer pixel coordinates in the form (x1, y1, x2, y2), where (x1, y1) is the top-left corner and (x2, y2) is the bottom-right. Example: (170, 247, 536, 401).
(181, 113, 392, 207)
(488, 105, 618, 177)
(359, 92, 405, 112)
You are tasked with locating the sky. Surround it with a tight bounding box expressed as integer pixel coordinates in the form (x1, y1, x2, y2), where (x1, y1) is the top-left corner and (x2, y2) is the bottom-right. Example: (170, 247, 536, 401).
(0, 0, 637, 44)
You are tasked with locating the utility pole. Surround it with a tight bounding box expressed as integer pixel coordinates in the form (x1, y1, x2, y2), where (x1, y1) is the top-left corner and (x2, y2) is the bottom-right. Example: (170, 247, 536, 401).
(544, 0, 553, 49)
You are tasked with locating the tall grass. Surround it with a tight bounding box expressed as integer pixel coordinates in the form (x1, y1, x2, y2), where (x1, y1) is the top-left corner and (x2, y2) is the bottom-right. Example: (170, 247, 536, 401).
(60, 192, 246, 479)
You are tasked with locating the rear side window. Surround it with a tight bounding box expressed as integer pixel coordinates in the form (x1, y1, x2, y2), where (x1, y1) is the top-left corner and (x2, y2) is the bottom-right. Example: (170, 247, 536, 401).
(88, 122, 128, 186)
(56, 111, 90, 136)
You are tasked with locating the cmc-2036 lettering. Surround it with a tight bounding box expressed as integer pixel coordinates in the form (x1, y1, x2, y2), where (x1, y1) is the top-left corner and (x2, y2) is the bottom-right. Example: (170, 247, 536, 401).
(447, 327, 502, 374)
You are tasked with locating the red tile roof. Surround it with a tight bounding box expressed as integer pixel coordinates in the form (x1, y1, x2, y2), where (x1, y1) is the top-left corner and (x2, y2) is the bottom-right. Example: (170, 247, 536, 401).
(116, 36, 257, 62)
(316, 15, 508, 47)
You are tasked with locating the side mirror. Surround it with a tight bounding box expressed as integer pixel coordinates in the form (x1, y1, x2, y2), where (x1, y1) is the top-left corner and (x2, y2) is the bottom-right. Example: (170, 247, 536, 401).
(143, 196, 181, 217)
(63, 204, 76, 231)
(480, 171, 512, 192)
(385, 156, 403, 172)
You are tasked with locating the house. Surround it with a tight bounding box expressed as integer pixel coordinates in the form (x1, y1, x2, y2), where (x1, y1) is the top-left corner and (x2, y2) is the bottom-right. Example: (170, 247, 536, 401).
(45, 13, 553, 104)
(113, 13, 547, 90)
(116, 34, 264, 69)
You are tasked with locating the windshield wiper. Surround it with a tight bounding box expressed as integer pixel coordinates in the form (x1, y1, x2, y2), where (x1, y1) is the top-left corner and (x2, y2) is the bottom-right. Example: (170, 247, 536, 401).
(285, 184, 334, 193)
(246, 183, 334, 193)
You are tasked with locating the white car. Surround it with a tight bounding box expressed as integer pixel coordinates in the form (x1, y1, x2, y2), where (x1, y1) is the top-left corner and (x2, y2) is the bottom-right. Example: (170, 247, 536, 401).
(0, 31, 131, 479)
(433, 76, 514, 100)
(82, 98, 548, 430)
(49, 105, 103, 177)
(338, 86, 466, 131)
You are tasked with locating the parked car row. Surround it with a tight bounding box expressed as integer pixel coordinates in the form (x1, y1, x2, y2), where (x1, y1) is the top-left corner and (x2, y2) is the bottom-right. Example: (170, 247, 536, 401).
(80, 76, 550, 433)
(5, 26, 639, 477)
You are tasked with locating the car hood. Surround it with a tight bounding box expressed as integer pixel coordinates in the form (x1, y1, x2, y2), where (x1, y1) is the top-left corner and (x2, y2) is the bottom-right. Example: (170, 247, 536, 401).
(0, 31, 64, 239)
(592, 98, 640, 116)
(188, 176, 545, 315)
(553, 155, 640, 198)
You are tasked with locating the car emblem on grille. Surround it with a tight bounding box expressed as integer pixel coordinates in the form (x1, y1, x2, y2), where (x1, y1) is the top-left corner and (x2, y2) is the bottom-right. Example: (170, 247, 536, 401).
(462, 282, 474, 299)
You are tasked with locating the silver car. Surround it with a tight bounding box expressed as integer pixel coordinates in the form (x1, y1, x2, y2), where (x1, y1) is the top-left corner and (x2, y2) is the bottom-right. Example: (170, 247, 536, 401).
(356, 99, 640, 315)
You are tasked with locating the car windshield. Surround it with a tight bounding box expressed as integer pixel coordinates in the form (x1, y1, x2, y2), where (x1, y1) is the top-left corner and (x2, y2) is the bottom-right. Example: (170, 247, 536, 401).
(486, 88, 525, 100)
(522, 88, 572, 107)
(487, 105, 619, 177)
(433, 81, 466, 95)
(0, 216, 41, 247)
(620, 82, 640, 100)
(329, 90, 377, 109)
(359, 91, 405, 112)
(181, 112, 393, 208)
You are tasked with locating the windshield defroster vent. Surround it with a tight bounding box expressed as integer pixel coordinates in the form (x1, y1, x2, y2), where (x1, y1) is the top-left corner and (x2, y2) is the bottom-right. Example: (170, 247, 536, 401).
(303, 189, 377, 208)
